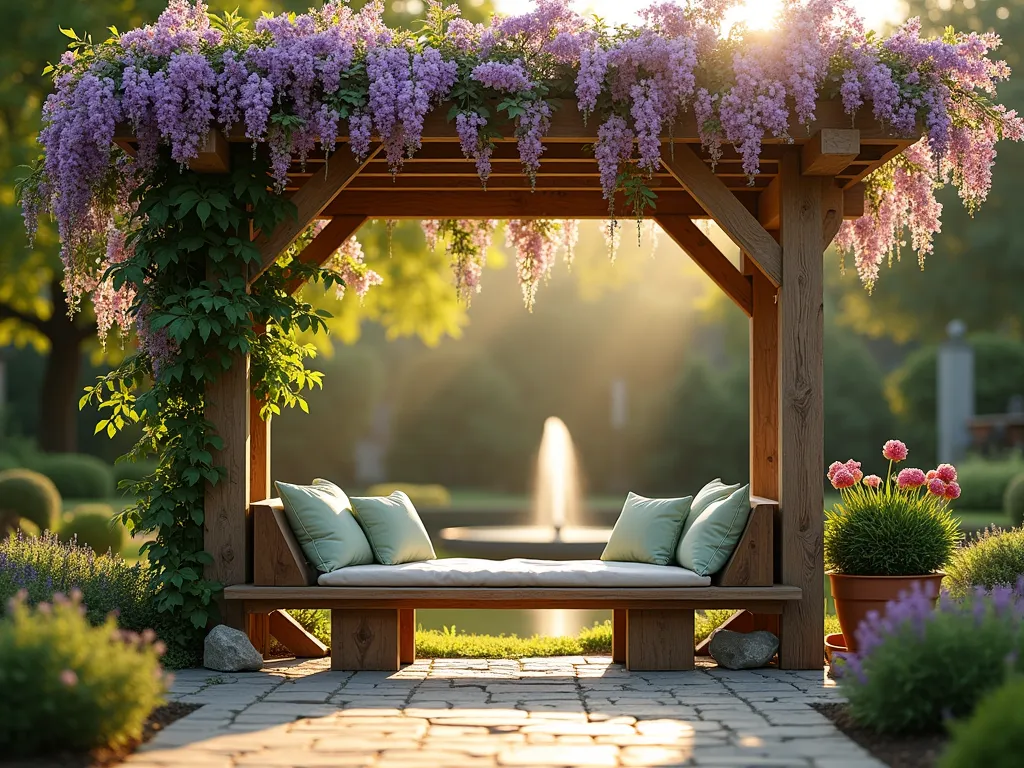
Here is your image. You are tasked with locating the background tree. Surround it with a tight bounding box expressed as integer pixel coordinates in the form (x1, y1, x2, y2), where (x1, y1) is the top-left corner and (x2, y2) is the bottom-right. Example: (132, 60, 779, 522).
(829, 0, 1024, 343)
(0, 0, 492, 453)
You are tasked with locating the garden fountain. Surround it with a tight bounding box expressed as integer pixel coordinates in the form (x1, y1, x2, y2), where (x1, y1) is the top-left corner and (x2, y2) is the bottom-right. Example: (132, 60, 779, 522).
(438, 417, 612, 560)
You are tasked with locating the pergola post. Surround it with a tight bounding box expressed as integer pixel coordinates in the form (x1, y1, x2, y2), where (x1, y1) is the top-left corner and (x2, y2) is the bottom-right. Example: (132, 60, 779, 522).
(204, 352, 252, 631)
(247, 377, 272, 651)
(777, 147, 825, 669)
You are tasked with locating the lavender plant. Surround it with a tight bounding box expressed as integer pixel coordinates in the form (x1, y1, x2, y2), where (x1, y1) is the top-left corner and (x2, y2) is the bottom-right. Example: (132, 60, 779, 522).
(835, 581, 1024, 734)
(0, 531, 194, 667)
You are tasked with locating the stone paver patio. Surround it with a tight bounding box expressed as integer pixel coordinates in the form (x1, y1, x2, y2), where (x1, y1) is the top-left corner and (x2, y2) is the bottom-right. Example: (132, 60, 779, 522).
(129, 658, 883, 768)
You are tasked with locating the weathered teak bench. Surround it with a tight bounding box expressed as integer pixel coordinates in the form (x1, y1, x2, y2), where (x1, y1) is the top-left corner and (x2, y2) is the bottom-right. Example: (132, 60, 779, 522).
(224, 497, 800, 671)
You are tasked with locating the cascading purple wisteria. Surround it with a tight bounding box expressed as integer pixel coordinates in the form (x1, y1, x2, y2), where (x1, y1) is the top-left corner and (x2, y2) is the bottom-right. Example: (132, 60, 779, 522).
(455, 112, 492, 185)
(21, 0, 1024, 334)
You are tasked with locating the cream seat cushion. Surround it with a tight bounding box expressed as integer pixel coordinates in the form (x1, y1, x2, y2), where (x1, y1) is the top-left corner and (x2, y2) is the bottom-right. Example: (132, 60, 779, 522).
(317, 558, 711, 588)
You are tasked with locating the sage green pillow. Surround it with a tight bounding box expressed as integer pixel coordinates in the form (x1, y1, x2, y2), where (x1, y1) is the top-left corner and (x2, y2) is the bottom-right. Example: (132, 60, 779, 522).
(600, 492, 692, 566)
(350, 491, 436, 565)
(677, 484, 751, 576)
(681, 478, 743, 540)
(274, 479, 374, 573)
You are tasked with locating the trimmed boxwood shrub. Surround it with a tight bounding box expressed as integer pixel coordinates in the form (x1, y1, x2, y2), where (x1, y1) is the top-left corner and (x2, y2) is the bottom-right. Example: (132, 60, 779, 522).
(956, 454, 1024, 512)
(0, 469, 61, 533)
(944, 528, 1024, 599)
(32, 454, 114, 500)
(111, 459, 158, 491)
(941, 677, 1024, 768)
(365, 483, 451, 508)
(1004, 474, 1024, 527)
(60, 505, 127, 556)
(0, 592, 167, 756)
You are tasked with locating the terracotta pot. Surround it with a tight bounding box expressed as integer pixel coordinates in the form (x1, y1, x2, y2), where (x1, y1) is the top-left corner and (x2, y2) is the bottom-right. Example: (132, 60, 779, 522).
(824, 632, 847, 665)
(829, 572, 945, 653)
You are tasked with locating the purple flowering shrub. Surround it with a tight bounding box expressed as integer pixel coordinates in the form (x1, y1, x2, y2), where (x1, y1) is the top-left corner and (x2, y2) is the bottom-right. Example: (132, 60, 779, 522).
(0, 532, 194, 668)
(0, 591, 168, 756)
(835, 580, 1024, 734)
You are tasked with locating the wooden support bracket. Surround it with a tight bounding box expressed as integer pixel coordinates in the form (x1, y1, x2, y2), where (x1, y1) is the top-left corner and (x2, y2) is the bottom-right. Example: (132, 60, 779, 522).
(250, 145, 380, 284)
(269, 609, 329, 658)
(655, 215, 753, 316)
(801, 129, 860, 176)
(662, 144, 783, 287)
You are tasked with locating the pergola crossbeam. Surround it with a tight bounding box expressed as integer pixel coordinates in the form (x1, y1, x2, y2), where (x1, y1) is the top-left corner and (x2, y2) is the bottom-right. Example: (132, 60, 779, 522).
(655, 215, 753, 316)
(662, 144, 784, 287)
(250, 145, 380, 284)
(321, 190, 754, 218)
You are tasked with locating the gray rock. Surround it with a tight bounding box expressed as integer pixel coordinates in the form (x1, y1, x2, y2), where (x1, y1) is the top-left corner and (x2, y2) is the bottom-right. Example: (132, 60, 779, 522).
(708, 629, 779, 670)
(204, 624, 264, 672)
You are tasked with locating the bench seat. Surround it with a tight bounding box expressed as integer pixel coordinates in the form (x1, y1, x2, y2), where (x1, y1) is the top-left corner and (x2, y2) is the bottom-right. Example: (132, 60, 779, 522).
(316, 557, 712, 588)
(231, 495, 793, 671)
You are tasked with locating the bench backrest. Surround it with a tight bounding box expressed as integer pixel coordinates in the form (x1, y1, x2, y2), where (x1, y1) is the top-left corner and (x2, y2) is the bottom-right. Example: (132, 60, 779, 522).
(250, 497, 778, 588)
(252, 499, 319, 587)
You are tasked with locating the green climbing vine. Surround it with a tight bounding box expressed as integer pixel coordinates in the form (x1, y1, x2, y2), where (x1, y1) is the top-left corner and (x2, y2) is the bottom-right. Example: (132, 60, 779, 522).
(83, 149, 338, 658)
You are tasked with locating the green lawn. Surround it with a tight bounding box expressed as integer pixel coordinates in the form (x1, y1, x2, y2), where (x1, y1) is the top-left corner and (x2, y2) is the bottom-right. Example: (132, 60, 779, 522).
(446, 489, 625, 511)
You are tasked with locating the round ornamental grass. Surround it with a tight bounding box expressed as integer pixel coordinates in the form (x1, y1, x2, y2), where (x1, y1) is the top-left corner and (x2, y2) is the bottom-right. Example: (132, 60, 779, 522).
(824, 491, 961, 576)
(944, 527, 1024, 599)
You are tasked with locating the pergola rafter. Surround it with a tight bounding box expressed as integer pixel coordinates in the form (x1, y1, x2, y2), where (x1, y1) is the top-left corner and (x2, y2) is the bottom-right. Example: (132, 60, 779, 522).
(126, 100, 919, 670)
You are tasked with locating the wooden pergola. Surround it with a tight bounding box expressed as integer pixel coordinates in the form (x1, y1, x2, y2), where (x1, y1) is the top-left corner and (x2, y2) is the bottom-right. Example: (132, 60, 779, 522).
(160, 100, 916, 670)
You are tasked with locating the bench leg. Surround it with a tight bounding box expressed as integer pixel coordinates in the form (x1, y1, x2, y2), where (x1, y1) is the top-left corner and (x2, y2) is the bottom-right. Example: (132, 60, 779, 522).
(247, 612, 271, 657)
(400, 609, 416, 664)
(331, 609, 400, 671)
(612, 609, 627, 664)
(626, 609, 694, 671)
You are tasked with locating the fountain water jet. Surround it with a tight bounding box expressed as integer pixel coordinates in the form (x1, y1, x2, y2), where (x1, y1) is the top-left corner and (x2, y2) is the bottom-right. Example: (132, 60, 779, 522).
(438, 416, 611, 559)
(533, 416, 581, 536)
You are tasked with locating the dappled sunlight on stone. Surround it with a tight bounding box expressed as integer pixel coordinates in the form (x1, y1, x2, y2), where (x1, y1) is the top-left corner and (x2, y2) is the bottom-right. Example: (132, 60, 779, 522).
(120, 656, 892, 767)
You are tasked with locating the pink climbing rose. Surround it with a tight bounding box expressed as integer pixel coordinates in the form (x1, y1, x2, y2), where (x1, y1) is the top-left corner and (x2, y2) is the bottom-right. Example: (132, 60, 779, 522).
(863, 474, 882, 489)
(883, 440, 909, 462)
(897, 468, 928, 490)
